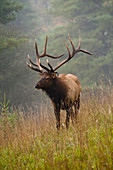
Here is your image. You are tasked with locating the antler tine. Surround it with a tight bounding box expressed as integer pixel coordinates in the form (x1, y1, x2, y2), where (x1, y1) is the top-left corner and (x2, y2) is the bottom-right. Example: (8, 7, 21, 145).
(68, 35, 81, 56)
(53, 34, 94, 71)
(35, 39, 46, 72)
(53, 35, 75, 71)
(46, 53, 65, 59)
(77, 37, 94, 55)
(35, 39, 39, 57)
(68, 34, 76, 56)
(27, 37, 57, 73)
(27, 54, 44, 73)
(39, 35, 64, 59)
(65, 41, 71, 58)
(39, 35, 48, 57)
(26, 62, 43, 73)
(46, 59, 54, 72)
(35, 39, 40, 65)
(68, 34, 94, 57)
(78, 36, 81, 50)
(40, 62, 50, 72)
(79, 49, 94, 55)
(26, 39, 48, 73)
(28, 54, 38, 67)
(44, 35, 48, 54)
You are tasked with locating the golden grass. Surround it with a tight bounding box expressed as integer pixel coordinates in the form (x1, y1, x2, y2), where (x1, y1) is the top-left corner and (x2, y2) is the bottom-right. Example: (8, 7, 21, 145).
(0, 85, 113, 169)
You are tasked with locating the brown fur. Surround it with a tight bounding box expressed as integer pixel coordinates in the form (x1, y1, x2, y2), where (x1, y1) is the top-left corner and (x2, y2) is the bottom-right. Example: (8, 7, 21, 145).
(35, 72, 82, 130)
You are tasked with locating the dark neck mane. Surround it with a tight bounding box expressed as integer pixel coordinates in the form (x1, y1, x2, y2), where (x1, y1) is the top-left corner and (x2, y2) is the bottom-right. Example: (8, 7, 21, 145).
(42, 77, 67, 105)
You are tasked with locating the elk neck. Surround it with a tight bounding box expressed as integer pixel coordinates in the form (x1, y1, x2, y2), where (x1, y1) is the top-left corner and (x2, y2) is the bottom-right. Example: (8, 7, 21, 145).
(42, 75, 68, 105)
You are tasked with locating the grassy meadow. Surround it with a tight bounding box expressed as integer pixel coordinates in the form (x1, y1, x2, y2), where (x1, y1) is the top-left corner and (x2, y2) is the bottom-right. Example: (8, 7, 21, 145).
(0, 85, 113, 170)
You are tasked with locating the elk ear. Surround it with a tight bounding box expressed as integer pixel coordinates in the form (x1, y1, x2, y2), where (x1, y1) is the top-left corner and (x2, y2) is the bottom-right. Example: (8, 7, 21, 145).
(52, 72, 59, 78)
(56, 72, 59, 76)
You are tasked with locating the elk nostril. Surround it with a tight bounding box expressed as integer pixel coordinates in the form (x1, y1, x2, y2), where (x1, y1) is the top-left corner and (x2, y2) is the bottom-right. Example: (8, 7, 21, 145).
(35, 84, 39, 89)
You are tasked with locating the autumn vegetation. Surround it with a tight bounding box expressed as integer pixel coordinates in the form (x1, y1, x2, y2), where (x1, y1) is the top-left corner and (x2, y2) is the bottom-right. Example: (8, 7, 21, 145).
(0, 83, 113, 169)
(0, 0, 113, 106)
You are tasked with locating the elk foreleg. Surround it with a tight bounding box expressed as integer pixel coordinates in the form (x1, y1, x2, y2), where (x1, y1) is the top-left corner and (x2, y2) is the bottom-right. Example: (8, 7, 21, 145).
(54, 105, 60, 131)
(66, 107, 73, 129)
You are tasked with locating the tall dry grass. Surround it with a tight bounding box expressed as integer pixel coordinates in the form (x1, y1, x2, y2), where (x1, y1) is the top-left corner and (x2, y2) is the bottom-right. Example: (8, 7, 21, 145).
(0, 84, 113, 169)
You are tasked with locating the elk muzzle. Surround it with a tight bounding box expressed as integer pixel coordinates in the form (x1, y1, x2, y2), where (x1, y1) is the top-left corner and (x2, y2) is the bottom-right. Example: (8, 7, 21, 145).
(35, 83, 41, 89)
(35, 79, 43, 89)
(35, 77, 47, 89)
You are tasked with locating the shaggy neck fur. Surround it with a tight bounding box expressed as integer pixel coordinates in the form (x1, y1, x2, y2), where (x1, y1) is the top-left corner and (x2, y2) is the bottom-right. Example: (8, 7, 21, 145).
(42, 77, 67, 106)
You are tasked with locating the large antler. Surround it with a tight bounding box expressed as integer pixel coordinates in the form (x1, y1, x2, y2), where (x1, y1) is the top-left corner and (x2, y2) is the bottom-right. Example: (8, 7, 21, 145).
(52, 34, 94, 71)
(26, 34, 94, 73)
(26, 36, 64, 73)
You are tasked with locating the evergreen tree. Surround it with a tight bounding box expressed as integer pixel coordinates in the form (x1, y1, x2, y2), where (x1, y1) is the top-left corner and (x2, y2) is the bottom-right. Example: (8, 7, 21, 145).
(48, 0, 113, 86)
(0, 0, 23, 24)
(0, 0, 51, 106)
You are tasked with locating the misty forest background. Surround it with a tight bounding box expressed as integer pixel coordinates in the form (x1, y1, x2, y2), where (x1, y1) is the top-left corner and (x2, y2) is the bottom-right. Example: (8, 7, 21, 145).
(0, 0, 113, 107)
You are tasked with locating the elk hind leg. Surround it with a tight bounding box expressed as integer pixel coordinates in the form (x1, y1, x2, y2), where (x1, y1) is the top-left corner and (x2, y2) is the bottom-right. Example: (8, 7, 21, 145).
(77, 95, 80, 110)
(74, 102, 78, 121)
(66, 107, 73, 129)
(74, 96, 80, 122)
(69, 107, 75, 125)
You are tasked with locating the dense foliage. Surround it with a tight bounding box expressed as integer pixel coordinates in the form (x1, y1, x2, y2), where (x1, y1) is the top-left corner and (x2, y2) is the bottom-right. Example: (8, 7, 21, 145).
(0, 0, 49, 106)
(0, 0, 23, 24)
(49, 0, 113, 85)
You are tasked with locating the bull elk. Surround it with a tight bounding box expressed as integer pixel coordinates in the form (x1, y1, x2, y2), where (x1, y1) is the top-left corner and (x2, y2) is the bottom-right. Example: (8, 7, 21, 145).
(26, 34, 93, 130)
